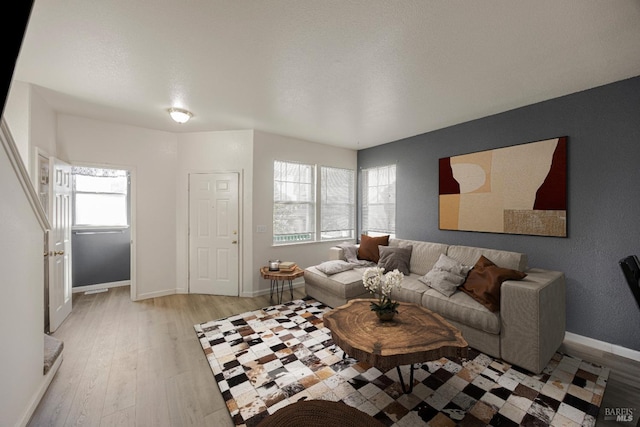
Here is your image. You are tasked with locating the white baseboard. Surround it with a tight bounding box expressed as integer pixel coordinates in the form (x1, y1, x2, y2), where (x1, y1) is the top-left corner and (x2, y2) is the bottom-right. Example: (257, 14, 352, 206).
(72, 280, 130, 294)
(242, 280, 305, 298)
(564, 331, 640, 362)
(136, 289, 176, 300)
(20, 351, 63, 427)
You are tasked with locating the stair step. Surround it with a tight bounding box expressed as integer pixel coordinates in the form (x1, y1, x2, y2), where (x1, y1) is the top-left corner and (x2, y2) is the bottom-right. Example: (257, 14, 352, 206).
(43, 334, 63, 375)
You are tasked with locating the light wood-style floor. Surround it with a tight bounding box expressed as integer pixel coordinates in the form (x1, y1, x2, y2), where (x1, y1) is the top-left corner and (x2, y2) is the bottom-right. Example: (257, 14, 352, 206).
(29, 286, 640, 426)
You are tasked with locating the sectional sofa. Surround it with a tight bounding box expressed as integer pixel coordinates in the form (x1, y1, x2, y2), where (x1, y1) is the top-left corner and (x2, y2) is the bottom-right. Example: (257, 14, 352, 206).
(304, 237, 566, 374)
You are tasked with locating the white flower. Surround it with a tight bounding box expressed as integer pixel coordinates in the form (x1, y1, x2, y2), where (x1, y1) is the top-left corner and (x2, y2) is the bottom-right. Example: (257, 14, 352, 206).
(385, 269, 404, 287)
(362, 267, 384, 293)
(362, 267, 404, 299)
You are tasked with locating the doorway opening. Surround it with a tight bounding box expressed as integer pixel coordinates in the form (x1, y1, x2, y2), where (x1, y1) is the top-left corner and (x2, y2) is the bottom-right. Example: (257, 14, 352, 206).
(71, 165, 135, 298)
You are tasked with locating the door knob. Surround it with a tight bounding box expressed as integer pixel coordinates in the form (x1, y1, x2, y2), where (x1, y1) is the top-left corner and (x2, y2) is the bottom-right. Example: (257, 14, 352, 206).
(232, 240, 238, 244)
(54, 250, 65, 256)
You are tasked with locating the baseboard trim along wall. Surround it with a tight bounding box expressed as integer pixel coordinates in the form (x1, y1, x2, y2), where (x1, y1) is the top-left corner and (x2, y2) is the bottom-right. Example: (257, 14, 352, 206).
(241, 279, 305, 298)
(563, 331, 640, 362)
(136, 288, 176, 300)
(20, 351, 63, 427)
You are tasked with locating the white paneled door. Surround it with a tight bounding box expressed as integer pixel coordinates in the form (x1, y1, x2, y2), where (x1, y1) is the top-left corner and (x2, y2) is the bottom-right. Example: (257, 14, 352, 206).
(189, 173, 239, 296)
(49, 157, 72, 332)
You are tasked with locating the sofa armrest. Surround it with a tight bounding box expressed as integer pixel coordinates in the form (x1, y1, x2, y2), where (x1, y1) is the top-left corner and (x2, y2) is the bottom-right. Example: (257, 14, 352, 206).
(328, 244, 359, 261)
(329, 246, 345, 261)
(500, 268, 566, 373)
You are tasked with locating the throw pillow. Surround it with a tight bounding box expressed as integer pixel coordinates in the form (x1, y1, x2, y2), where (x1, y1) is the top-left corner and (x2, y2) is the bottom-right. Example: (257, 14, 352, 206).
(357, 234, 389, 263)
(419, 253, 472, 297)
(315, 260, 355, 275)
(337, 243, 360, 263)
(461, 255, 527, 312)
(377, 245, 412, 275)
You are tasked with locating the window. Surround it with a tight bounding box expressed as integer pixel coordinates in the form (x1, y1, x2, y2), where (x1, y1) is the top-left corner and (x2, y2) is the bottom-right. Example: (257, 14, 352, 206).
(273, 161, 315, 244)
(321, 166, 355, 240)
(273, 161, 356, 245)
(72, 166, 129, 227)
(361, 164, 396, 237)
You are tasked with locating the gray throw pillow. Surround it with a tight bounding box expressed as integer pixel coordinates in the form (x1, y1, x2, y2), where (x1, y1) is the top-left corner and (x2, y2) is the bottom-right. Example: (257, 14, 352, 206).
(337, 243, 360, 263)
(315, 260, 355, 275)
(377, 245, 412, 275)
(419, 253, 472, 297)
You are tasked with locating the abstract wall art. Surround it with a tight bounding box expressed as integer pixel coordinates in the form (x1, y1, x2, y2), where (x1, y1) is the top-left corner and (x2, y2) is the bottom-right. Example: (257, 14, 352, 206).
(439, 136, 567, 237)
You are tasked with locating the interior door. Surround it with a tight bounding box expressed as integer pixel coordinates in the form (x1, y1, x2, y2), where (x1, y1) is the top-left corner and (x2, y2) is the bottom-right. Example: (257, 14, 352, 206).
(49, 157, 72, 332)
(189, 173, 239, 295)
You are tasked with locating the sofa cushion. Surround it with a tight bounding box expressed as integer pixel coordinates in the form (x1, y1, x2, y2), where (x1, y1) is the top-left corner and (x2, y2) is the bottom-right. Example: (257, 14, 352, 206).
(419, 253, 473, 297)
(357, 234, 389, 263)
(390, 239, 449, 276)
(304, 266, 368, 300)
(390, 274, 429, 305)
(447, 245, 527, 271)
(315, 260, 355, 275)
(377, 245, 412, 275)
(461, 256, 527, 312)
(422, 288, 501, 334)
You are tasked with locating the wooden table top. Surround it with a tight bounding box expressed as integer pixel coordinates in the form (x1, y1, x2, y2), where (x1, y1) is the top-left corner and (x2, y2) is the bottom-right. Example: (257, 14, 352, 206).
(259, 266, 305, 280)
(322, 298, 468, 371)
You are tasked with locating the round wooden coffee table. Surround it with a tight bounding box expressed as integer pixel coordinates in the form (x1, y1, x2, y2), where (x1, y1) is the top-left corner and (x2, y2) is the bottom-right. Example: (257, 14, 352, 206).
(323, 298, 468, 393)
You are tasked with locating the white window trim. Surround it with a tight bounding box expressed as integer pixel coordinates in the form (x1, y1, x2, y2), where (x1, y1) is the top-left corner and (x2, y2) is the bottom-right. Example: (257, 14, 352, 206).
(361, 164, 397, 238)
(320, 165, 355, 242)
(273, 161, 356, 246)
(72, 166, 130, 228)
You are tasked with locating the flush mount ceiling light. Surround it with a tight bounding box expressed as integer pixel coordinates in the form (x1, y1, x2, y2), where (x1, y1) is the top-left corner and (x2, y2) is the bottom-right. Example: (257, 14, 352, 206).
(168, 107, 193, 124)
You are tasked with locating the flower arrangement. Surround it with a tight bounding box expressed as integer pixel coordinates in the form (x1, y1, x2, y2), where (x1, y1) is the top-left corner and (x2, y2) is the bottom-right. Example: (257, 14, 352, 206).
(362, 267, 403, 320)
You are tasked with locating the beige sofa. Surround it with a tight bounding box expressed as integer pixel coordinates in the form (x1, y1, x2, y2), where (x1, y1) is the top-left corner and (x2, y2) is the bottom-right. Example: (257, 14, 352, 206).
(304, 238, 566, 374)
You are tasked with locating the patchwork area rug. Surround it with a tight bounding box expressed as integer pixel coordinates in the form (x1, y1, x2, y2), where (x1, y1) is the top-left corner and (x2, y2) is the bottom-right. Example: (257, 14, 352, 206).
(194, 299, 609, 427)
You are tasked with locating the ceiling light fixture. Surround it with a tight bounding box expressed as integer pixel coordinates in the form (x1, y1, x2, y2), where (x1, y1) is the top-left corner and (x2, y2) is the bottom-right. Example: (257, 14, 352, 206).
(168, 107, 193, 124)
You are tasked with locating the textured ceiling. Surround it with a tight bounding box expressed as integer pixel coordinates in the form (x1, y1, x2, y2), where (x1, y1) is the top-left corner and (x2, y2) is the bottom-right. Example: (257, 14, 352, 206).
(13, 0, 640, 149)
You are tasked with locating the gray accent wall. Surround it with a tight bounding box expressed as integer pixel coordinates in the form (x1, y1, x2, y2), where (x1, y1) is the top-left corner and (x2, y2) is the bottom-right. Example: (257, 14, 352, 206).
(72, 228, 131, 287)
(358, 76, 640, 351)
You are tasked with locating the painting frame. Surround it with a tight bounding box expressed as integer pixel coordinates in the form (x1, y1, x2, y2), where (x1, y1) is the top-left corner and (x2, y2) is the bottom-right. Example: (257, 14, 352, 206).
(439, 136, 567, 237)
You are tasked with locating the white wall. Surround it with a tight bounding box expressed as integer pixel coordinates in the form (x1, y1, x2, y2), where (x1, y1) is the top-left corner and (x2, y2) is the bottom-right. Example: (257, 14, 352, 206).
(0, 130, 45, 427)
(57, 115, 178, 299)
(251, 131, 357, 296)
(175, 130, 254, 295)
(4, 81, 31, 166)
(5, 84, 358, 303)
(29, 87, 58, 161)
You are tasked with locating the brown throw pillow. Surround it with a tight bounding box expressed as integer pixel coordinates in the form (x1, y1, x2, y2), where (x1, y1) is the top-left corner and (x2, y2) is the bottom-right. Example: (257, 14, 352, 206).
(461, 255, 527, 312)
(357, 234, 389, 263)
(378, 245, 412, 275)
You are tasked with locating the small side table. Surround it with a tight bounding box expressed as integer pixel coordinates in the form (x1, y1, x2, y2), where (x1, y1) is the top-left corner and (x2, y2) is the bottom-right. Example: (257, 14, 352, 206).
(260, 266, 304, 304)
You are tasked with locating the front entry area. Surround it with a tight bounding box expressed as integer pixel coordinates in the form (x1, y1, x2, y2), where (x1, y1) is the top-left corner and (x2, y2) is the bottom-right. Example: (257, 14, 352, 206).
(188, 172, 240, 296)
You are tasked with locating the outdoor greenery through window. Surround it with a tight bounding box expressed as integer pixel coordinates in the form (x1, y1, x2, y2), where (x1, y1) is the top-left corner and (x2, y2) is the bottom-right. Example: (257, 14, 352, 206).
(72, 166, 129, 227)
(321, 166, 355, 240)
(361, 164, 396, 237)
(273, 161, 315, 244)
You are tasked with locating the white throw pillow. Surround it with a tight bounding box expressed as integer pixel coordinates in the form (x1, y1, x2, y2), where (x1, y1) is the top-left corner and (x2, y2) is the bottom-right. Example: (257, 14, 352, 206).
(419, 253, 472, 297)
(315, 260, 356, 275)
